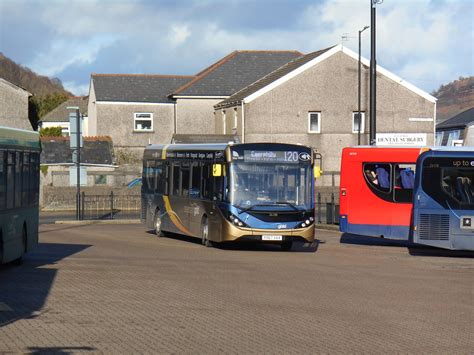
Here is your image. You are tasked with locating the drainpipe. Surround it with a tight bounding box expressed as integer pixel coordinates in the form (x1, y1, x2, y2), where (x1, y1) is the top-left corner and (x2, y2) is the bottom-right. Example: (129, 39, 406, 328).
(241, 101, 245, 143)
(174, 101, 177, 135)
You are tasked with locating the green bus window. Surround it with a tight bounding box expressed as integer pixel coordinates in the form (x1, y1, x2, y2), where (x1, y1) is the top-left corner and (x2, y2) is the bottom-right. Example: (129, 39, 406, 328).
(15, 152, 22, 208)
(6, 152, 14, 209)
(0, 151, 5, 209)
(22, 152, 29, 207)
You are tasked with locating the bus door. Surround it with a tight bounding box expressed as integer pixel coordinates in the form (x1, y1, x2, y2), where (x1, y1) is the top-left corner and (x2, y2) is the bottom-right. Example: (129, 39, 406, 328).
(391, 163, 416, 240)
(168, 162, 191, 235)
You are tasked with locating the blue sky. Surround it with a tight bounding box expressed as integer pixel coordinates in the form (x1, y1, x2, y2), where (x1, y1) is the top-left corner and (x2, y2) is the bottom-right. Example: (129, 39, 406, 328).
(0, 0, 472, 96)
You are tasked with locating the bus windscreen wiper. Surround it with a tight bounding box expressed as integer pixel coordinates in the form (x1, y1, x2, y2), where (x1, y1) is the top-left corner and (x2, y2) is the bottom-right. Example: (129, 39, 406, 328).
(275, 201, 302, 212)
(238, 203, 277, 214)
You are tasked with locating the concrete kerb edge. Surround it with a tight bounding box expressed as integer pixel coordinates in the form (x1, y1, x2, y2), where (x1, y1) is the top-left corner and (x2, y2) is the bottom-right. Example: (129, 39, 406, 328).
(55, 219, 142, 225)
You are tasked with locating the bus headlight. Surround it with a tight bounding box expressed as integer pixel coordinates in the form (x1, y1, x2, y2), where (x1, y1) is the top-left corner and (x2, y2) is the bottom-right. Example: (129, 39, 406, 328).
(229, 214, 248, 228)
(298, 217, 314, 229)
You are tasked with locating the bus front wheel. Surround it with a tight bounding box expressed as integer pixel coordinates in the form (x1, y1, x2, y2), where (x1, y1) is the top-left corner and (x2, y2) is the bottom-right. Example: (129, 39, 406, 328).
(154, 210, 164, 237)
(201, 217, 212, 248)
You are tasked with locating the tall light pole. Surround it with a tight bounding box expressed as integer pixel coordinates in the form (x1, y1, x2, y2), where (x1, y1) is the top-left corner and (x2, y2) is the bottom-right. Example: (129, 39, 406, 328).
(370, 0, 382, 145)
(358, 25, 369, 145)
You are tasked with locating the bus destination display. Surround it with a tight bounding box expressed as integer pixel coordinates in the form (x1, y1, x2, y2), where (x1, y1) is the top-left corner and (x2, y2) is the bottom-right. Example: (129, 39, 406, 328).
(241, 150, 311, 163)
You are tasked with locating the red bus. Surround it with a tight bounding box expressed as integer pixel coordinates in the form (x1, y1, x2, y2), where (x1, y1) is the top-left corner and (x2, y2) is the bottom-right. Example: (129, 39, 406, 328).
(339, 147, 423, 240)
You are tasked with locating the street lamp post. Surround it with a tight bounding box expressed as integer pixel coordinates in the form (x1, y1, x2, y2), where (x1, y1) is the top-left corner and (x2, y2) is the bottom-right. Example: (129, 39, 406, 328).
(358, 25, 369, 145)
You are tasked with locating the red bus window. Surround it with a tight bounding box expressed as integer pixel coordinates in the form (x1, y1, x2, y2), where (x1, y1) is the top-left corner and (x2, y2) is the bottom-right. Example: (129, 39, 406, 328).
(394, 164, 416, 203)
(364, 163, 391, 193)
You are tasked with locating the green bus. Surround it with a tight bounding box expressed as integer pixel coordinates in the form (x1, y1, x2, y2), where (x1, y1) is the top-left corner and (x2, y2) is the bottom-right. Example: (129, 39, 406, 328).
(0, 126, 40, 265)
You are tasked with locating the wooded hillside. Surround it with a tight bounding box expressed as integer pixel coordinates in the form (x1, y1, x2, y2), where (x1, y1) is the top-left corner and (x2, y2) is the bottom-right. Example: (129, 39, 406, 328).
(0, 52, 71, 96)
(433, 76, 474, 123)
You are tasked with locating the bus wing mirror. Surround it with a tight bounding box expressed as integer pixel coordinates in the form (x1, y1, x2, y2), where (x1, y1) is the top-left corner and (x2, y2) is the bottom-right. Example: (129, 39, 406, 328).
(212, 164, 222, 177)
(314, 166, 322, 178)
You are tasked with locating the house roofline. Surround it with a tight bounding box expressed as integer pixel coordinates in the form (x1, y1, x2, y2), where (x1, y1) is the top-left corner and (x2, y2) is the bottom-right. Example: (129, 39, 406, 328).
(91, 73, 194, 79)
(0, 77, 32, 96)
(171, 51, 241, 96)
(170, 50, 304, 97)
(227, 44, 436, 107)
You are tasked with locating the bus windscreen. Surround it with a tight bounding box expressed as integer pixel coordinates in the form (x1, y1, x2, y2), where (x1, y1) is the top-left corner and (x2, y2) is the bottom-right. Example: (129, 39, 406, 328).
(422, 157, 474, 210)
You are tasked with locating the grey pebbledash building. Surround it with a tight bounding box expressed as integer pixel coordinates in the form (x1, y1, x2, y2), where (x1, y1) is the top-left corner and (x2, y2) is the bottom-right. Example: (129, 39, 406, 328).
(87, 51, 301, 158)
(0, 77, 33, 130)
(214, 44, 437, 185)
(169, 50, 302, 136)
(87, 74, 194, 158)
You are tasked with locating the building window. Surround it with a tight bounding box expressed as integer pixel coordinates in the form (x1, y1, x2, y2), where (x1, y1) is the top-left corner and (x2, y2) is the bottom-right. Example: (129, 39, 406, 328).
(308, 112, 321, 133)
(134, 113, 153, 132)
(233, 108, 238, 133)
(94, 175, 107, 185)
(352, 112, 365, 133)
(435, 132, 444, 146)
(222, 111, 226, 134)
(446, 130, 462, 146)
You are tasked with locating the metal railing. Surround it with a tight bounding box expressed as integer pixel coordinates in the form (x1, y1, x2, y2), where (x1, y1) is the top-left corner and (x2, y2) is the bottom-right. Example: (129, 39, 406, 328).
(316, 192, 340, 225)
(80, 192, 141, 220)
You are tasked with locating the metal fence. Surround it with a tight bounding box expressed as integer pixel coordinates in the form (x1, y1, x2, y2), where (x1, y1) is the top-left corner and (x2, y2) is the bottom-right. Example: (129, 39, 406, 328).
(316, 192, 340, 225)
(80, 192, 141, 220)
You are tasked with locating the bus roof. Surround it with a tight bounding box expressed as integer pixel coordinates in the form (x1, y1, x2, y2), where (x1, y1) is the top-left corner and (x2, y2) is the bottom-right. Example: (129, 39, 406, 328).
(145, 142, 313, 153)
(341, 146, 424, 163)
(146, 143, 230, 152)
(0, 126, 40, 150)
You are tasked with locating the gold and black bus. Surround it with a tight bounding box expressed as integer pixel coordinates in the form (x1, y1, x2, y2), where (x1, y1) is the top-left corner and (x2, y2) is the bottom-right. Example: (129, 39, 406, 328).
(142, 143, 316, 249)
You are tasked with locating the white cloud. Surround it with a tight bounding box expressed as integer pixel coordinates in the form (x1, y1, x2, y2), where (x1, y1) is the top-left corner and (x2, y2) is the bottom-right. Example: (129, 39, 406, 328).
(63, 81, 90, 96)
(168, 24, 191, 46)
(27, 35, 118, 76)
(2, 0, 471, 94)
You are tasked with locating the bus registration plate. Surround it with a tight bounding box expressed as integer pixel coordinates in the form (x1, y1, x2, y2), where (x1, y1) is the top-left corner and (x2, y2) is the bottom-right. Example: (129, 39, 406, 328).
(262, 235, 283, 241)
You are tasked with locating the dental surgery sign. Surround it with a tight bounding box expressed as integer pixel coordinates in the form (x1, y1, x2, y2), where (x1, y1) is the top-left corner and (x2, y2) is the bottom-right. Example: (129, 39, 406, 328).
(376, 133, 427, 146)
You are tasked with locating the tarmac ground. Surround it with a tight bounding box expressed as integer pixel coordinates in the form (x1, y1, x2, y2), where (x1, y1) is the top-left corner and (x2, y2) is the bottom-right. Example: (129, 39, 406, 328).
(0, 223, 472, 353)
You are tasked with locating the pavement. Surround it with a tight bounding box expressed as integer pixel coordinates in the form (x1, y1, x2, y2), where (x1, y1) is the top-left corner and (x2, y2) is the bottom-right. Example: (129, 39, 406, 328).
(0, 223, 472, 354)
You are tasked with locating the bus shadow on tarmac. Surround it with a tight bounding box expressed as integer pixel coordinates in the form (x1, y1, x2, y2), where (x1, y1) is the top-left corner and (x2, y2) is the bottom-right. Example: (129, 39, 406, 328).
(0, 242, 91, 328)
(340, 233, 474, 258)
(148, 230, 321, 252)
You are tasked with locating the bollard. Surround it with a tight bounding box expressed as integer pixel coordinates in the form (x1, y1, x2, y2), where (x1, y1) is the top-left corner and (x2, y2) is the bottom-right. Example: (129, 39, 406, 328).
(81, 192, 85, 220)
(317, 192, 321, 224)
(110, 191, 114, 219)
(331, 192, 335, 224)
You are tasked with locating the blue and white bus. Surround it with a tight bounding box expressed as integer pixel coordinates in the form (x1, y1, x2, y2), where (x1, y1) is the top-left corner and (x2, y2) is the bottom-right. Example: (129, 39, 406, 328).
(142, 143, 316, 249)
(0, 126, 41, 265)
(413, 148, 474, 250)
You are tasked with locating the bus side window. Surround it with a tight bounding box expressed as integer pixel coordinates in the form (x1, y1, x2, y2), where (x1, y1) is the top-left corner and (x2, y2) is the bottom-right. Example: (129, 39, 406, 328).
(155, 161, 165, 194)
(181, 163, 190, 197)
(394, 164, 416, 203)
(364, 163, 391, 193)
(190, 162, 201, 199)
(172, 164, 180, 196)
(32, 153, 40, 204)
(22, 152, 29, 207)
(0, 151, 5, 209)
(201, 164, 212, 200)
(6, 152, 15, 209)
(15, 152, 21, 208)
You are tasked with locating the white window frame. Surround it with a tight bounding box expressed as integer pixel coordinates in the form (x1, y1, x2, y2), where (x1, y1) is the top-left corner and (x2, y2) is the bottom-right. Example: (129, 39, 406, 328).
(308, 112, 321, 133)
(133, 113, 153, 132)
(233, 108, 238, 132)
(352, 112, 365, 134)
(222, 110, 226, 134)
